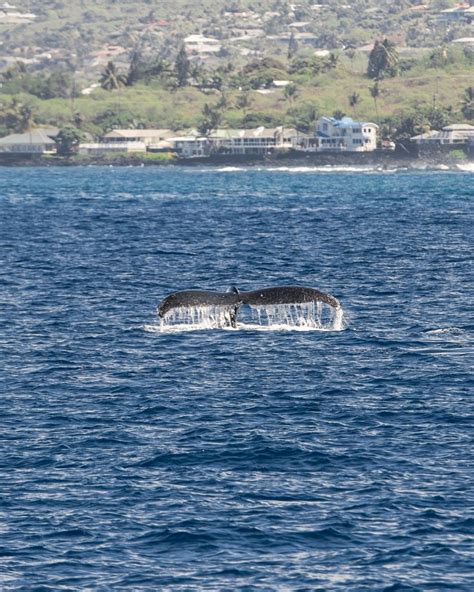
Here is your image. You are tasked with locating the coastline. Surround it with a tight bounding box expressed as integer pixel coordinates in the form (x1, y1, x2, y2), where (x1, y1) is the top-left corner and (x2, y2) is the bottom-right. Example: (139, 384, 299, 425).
(0, 149, 472, 170)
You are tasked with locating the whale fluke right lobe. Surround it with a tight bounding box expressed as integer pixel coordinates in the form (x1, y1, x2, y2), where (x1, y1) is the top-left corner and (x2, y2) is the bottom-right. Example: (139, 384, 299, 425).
(241, 286, 340, 309)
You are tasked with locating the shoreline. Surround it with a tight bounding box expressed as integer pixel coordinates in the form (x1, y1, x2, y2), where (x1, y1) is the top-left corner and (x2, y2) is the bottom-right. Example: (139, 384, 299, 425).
(0, 150, 472, 170)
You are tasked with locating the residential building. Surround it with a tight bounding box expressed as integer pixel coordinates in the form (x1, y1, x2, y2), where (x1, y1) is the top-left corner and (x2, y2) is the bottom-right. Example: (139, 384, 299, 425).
(184, 34, 222, 58)
(80, 129, 178, 155)
(297, 117, 378, 152)
(78, 142, 147, 155)
(162, 136, 210, 158)
(209, 126, 299, 155)
(467, 136, 474, 156)
(411, 124, 474, 146)
(436, 6, 474, 23)
(102, 129, 175, 146)
(0, 128, 57, 154)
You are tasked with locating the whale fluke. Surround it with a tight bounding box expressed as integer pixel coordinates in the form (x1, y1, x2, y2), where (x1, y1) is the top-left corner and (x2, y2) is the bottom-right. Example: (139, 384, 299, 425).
(157, 285, 340, 328)
(241, 286, 340, 310)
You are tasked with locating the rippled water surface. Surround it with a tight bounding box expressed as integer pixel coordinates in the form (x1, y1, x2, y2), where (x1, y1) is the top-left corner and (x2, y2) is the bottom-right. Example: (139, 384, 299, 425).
(1, 167, 473, 591)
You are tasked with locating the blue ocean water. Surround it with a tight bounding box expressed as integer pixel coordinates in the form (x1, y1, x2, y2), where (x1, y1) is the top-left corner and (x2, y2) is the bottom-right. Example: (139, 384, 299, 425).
(0, 166, 473, 591)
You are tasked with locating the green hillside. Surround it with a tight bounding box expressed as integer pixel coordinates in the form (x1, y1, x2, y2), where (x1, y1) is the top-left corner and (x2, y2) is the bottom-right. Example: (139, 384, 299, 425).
(1, 1, 473, 140)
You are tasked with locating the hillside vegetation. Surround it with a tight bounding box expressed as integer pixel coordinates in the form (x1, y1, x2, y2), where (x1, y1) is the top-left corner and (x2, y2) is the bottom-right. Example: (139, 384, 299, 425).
(1, 1, 473, 141)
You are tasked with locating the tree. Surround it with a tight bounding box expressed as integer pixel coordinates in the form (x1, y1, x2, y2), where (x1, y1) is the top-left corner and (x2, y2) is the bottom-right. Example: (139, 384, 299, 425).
(369, 82, 380, 120)
(429, 45, 449, 69)
(39, 69, 74, 99)
(54, 126, 84, 156)
(288, 56, 326, 76)
(367, 39, 399, 79)
(175, 45, 190, 87)
(235, 91, 252, 110)
(127, 48, 144, 86)
(286, 102, 319, 133)
(328, 52, 339, 69)
(461, 87, 474, 120)
(197, 103, 222, 136)
(0, 99, 36, 133)
(348, 92, 360, 115)
(99, 61, 127, 90)
(208, 73, 224, 91)
(284, 83, 299, 104)
(287, 32, 298, 60)
(73, 112, 83, 128)
(19, 104, 35, 132)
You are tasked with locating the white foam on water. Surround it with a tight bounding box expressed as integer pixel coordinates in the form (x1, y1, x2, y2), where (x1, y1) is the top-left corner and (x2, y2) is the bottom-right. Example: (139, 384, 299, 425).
(214, 166, 245, 172)
(266, 165, 379, 173)
(147, 302, 346, 334)
(159, 305, 236, 328)
(456, 163, 474, 172)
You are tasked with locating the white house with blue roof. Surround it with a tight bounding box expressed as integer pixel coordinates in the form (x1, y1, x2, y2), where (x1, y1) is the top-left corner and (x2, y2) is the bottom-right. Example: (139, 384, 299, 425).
(296, 116, 379, 152)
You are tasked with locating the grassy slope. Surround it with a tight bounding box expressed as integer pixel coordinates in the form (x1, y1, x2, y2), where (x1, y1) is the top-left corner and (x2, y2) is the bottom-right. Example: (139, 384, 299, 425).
(3, 61, 471, 134)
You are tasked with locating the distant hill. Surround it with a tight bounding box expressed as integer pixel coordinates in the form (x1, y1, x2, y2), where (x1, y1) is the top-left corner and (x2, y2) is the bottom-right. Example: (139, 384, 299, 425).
(1, 0, 473, 79)
(1, 0, 473, 140)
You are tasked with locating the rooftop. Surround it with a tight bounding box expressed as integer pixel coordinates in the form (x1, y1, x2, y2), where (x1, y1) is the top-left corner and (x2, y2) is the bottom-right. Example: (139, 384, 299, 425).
(320, 116, 378, 129)
(103, 129, 174, 139)
(0, 128, 58, 145)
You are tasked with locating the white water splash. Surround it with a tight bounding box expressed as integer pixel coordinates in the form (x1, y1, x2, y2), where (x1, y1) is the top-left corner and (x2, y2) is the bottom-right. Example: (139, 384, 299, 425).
(161, 305, 235, 327)
(456, 163, 474, 172)
(146, 302, 345, 333)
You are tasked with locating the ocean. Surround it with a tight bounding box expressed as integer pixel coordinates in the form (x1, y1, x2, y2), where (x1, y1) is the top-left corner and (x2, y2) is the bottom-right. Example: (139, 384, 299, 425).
(1, 166, 473, 590)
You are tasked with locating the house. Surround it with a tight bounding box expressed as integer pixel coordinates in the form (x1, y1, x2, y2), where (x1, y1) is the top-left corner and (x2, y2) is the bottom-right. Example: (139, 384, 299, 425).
(467, 136, 474, 156)
(298, 117, 378, 152)
(411, 124, 474, 146)
(0, 128, 57, 155)
(451, 37, 474, 47)
(80, 129, 178, 155)
(89, 45, 127, 67)
(184, 34, 222, 57)
(272, 80, 291, 88)
(102, 129, 175, 145)
(208, 127, 300, 155)
(160, 136, 210, 158)
(436, 6, 474, 23)
(0, 8, 36, 23)
(78, 142, 147, 155)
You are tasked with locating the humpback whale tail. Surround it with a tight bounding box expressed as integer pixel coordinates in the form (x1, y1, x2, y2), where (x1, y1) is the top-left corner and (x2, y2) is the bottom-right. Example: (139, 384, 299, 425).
(157, 285, 342, 330)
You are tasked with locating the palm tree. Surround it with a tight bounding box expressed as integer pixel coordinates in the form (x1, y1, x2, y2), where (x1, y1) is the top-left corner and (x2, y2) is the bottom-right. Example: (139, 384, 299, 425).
(99, 61, 127, 91)
(461, 86, 474, 120)
(380, 39, 399, 73)
(369, 82, 380, 121)
(348, 92, 360, 116)
(287, 32, 298, 60)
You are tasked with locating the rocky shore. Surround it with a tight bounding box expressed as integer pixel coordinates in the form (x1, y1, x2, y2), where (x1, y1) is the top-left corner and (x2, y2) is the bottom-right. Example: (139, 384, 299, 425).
(0, 149, 472, 170)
